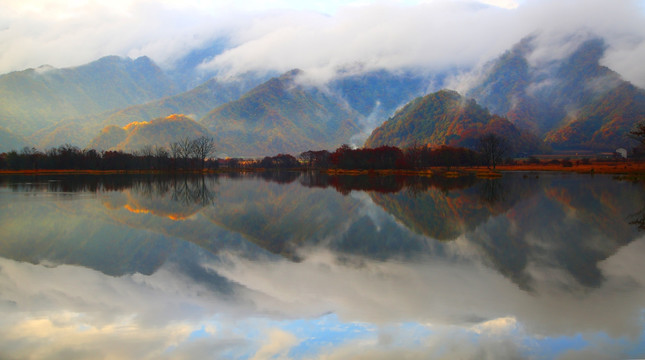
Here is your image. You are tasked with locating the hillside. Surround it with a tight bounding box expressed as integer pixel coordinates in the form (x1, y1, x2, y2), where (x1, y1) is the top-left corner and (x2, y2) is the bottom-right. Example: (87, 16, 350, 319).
(200, 70, 362, 157)
(0, 56, 176, 136)
(89, 114, 212, 152)
(544, 83, 645, 150)
(0, 127, 29, 153)
(101, 74, 268, 128)
(468, 37, 645, 151)
(29, 73, 269, 150)
(364, 89, 544, 154)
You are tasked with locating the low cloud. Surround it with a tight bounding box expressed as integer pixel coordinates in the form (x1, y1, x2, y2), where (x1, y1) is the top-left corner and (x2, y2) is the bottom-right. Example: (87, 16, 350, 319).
(0, 0, 643, 88)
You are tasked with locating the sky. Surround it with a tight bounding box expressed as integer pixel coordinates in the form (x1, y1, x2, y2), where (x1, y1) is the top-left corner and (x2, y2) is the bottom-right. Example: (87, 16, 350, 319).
(1, 0, 645, 87)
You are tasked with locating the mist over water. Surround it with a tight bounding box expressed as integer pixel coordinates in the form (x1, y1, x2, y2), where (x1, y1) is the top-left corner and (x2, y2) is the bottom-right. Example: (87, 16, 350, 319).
(1, 172, 644, 359)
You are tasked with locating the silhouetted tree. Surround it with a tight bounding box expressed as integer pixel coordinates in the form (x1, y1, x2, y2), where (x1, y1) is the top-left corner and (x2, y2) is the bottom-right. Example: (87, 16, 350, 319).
(192, 136, 216, 170)
(478, 134, 509, 169)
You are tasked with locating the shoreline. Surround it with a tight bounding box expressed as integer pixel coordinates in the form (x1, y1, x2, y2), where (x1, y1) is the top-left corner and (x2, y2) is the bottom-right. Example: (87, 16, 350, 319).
(1, 161, 644, 177)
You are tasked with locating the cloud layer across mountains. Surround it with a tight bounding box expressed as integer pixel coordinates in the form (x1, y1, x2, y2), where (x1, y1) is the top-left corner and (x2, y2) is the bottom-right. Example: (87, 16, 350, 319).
(1, 0, 644, 88)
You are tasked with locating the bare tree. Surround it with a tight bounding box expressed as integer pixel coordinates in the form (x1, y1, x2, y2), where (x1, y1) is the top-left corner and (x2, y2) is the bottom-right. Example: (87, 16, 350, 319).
(478, 133, 509, 170)
(170, 142, 182, 166)
(192, 136, 216, 170)
(176, 137, 195, 169)
(138, 145, 154, 169)
(153, 146, 169, 169)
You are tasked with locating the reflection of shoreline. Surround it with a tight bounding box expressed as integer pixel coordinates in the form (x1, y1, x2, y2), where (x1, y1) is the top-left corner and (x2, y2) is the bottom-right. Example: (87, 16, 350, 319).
(2, 172, 644, 293)
(2, 160, 645, 175)
(2, 170, 645, 359)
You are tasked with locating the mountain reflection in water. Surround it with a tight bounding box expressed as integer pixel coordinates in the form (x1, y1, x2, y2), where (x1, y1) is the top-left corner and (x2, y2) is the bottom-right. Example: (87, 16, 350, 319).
(1, 172, 644, 359)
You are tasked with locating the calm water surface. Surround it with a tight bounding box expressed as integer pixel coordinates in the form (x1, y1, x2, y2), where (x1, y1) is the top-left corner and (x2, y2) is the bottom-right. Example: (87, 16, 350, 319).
(1, 172, 645, 359)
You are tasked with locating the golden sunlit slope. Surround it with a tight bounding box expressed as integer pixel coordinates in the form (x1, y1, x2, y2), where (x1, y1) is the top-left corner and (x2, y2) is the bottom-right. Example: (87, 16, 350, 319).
(89, 114, 213, 152)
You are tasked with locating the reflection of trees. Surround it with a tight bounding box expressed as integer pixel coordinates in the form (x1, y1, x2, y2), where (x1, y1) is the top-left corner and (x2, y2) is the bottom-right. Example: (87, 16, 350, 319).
(627, 184, 645, 231)
(170, 176, 218, 207)
(478, 178, 506, 205)
(2, 174, 219, 208)
(369, 175, 529, 242)
(629, 208, 645, 231)
(299, 172, 479, 195)
(472, 175, 643, 292)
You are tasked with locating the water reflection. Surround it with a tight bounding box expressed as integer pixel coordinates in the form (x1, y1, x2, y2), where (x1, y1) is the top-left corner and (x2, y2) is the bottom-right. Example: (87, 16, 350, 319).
(1, 172, 644, 359)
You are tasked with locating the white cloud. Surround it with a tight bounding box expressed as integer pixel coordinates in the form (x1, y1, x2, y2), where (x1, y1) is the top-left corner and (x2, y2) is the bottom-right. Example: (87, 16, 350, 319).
(250, 329, 299, 360)
(0, 0, 643, 88)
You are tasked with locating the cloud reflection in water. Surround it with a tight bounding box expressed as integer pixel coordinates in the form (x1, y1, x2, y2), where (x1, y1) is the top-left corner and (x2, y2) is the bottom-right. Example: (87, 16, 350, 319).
(0, 173, 644, 359)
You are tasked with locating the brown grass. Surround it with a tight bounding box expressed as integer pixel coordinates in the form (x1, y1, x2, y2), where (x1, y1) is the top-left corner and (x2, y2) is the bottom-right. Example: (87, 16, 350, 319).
(493, 161, 645, 174)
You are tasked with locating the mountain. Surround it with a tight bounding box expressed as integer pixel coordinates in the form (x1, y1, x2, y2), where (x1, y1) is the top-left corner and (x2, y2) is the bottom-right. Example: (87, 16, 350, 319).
(467, 37, 645, 151)
(164, 38, 231, 91)
(0, 56, 176, 137)
(544, 82, 645, 150)
(100, 73, 269, 129)
(200, 70, 362, 157)
(0, 127, 30, 153)
(29, 72, 269, 150)
(89, 114, 212, 152)
(329, 69, 439, 118)
(364, 89, 544, 153)
(369, 176, 534, 241)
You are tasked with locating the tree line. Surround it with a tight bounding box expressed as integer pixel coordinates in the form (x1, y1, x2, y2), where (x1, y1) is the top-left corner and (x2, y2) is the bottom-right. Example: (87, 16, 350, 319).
(0, 136, 216, 171)
(221, 134, 508, 170)
(1, 134, 509, 171)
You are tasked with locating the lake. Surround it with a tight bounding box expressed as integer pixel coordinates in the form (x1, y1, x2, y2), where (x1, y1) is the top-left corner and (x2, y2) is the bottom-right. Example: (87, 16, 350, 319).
(1, 172, 644, 359)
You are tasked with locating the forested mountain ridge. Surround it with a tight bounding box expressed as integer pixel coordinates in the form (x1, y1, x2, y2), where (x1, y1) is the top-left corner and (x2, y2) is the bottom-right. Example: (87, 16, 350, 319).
(3, 34, 645, 155)
(100, 74, 269, 128)
(200, 70, 362, 157)
(467, 37, 645, 150)
(364, 89, 544, 154)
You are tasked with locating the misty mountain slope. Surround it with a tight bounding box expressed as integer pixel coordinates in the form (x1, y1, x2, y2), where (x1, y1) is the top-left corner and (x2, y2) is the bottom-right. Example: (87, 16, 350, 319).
(27, 117, 104, 151)
(467, 37, 645, 150)
(28, 72, 269, 150)
(365, 89, 544, 154)
(200, 70, 362, 157)
(0, 127, 29, 153)
(329, 69, 434, 117)
(0, 56, 176, 136)
(88, 114, 213, 152)
(327, 69, 440, 145)
(165, 38, 231, 91)
(544, 83, 645, 150)
(100, 74, 269, 128)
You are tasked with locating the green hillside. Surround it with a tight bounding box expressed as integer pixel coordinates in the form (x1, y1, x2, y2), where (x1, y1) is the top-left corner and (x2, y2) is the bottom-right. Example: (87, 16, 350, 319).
(200, 70, 362, 157)
(364, 90, 544, 153)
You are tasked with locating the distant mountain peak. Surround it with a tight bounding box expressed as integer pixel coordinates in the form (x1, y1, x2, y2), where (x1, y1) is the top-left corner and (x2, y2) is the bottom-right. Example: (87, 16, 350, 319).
(463, 34, 644, 150)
